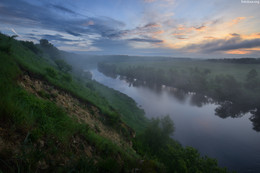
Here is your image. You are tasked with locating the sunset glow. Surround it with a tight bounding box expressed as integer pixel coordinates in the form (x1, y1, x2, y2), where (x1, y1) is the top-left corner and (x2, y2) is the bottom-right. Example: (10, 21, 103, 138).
(0, 0, 259, 57)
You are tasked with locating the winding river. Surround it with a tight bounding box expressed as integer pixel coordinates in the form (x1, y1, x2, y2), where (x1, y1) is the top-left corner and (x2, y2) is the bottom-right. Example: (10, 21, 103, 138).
(91, 68, 260, 173)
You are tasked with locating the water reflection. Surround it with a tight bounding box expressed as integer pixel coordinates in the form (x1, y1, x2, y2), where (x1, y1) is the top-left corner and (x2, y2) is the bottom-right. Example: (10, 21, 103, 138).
(215, 101, 248, 119)
(190, 94, 211, 107)
(92, 68, 260, 173)
(169, 89, 187, 103)
(250, 108, 260, 132)
(100, 70, 260, 132)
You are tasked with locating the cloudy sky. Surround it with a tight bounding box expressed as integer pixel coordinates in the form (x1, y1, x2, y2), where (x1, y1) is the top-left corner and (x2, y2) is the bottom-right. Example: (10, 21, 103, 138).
(0, 0, 260, 57)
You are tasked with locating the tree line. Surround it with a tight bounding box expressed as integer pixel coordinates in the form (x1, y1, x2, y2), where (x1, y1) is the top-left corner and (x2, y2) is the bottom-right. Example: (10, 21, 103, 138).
(98, 62, 260, 131)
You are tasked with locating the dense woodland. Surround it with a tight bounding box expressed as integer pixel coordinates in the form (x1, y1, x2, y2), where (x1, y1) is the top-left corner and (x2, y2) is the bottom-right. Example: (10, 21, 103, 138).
(98, 60, 260, 132)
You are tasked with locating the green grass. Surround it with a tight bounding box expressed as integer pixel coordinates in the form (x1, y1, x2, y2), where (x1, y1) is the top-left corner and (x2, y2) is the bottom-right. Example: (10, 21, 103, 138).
(0, 33, 141, 172)
(5, 34, 148, 134)
(0, 52, 83, 144)
(91, 81, 148, 134)
(2, 33, 128, 128)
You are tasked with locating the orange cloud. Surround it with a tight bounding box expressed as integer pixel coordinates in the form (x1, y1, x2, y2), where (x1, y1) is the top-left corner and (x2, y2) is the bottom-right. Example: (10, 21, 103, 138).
(173, 33, 186, 36)
(193, 25, 206, 31)
(228, 17, 246, 26)
(226, 50, 248, 54)
(242, 33, 260, 39)
(177, 26, 185, 30)
(177, 37, 189, 40)
(153, 30, 164, 35)
(226, 47, 260, 54)
(229, 33, 240, 37)
(227, 32, 260, 39)
(176, 25, 206, 34)
(204, 36, 216, 39)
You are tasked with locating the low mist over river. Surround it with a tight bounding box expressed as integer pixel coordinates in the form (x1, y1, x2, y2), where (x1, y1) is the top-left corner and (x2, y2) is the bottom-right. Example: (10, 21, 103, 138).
(91, 68, 260, 173)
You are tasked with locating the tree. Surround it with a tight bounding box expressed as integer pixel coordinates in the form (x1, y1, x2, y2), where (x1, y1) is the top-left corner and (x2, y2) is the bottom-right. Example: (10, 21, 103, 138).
(39, 39, 60, 60)
(246, 69, 258, 81)
(40, 39, 52, 48)
(11, 35, 18, 39)
(54, 59, 72, 73)
(245, 69, 259, 90)
(142, 115, 174, 153)
(21, 41, 40, 54)
(160, 115, 175, 136)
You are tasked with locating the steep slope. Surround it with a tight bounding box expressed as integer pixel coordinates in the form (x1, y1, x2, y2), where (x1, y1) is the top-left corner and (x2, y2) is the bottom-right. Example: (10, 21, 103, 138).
(19, 74, 133, 148)
(0, 33, 143, 172)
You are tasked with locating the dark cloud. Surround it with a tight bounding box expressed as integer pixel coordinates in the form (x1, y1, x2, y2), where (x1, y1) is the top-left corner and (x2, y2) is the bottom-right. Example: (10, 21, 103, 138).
(204, 36, 216, 39)
(184, 37, 260, 53)
(66, 30, 82, 36)
(210, 18, 222, 25)
(136, 23, 160, 32)
(27, 36, 38, 40)
(143, 23, 160, 28)
(91, 38, 130, 54)
(25, 33, 36, 36)
(115, 23, 162, 40)
(129, 38, 163, 43)
(0, 0, 126, 40)
(177, 36, 188, 40)
(0, 0, 170, 54)
(213, 38, 260, 51)
(41, 34, 76, 42)
(49, 4, 76, 14)
(230, 33, 240, 37)
(194, 25, 205, 31)
(90, 37, 180, 56)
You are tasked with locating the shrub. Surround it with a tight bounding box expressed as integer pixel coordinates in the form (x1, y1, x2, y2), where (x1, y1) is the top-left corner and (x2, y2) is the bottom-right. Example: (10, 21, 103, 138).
(21, 41, 40, 54)
(37, 90, 51, 99)
(62, 73, 72, 82)
(54, 59, 72, 73)
(0, 43, 11, 54)
(45, 67, 57, 78)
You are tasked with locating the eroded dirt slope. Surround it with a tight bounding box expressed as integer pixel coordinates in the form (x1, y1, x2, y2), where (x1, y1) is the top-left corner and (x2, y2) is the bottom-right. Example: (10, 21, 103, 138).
(19, 74, 134, 148)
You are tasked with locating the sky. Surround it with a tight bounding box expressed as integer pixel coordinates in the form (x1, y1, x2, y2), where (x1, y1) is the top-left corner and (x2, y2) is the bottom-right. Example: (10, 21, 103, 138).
(0, 0, 260, 58)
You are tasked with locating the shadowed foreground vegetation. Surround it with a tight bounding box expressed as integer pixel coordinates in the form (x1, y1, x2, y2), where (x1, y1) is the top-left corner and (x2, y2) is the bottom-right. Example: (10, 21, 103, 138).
(0, 33, 231, 172)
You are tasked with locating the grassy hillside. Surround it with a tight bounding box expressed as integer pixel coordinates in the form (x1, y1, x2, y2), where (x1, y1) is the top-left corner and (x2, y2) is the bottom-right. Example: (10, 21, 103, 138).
(0, 33, 142, 172)
(90, 81, 148, 133)
(0, 33, 232, 172)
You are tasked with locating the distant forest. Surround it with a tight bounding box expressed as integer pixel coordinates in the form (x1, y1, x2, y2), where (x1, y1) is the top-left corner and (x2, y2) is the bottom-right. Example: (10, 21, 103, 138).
(207, 58, 260, 64)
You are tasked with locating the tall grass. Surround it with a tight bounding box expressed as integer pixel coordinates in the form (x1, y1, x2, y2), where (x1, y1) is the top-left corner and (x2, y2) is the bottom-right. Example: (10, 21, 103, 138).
(0, 34, 140, 172)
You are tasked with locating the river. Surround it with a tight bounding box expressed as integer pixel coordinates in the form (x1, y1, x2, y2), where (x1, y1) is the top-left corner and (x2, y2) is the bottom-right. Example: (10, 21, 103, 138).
(91, 68, 260, 173)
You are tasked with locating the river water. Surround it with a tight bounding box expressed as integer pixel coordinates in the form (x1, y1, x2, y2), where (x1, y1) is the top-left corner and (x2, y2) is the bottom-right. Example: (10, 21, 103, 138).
(91, 69, 260, 173)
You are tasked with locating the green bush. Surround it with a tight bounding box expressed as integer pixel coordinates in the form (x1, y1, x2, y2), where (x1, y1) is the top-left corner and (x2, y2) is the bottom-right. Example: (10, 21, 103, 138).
(55, 59, 72, 73)
(133, 116, 229, 173)
(45, 67, 57, 78)
(0, 43, 11, 54)
(37, 90, 51, 99)
(62, 73, 72, 82)
(97, 157, 121, 173)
